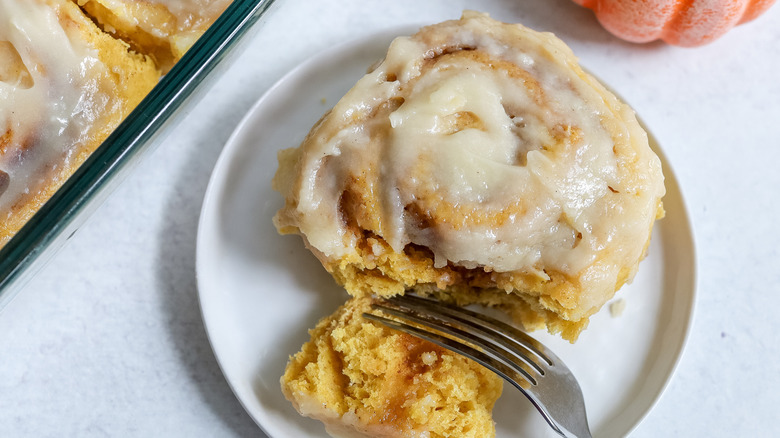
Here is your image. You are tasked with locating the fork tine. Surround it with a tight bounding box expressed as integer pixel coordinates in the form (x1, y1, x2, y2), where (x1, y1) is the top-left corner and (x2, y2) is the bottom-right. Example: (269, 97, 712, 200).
(370, 300, 545, 381)
(388, 294, 555, 366)
(362, 312, 539, 390)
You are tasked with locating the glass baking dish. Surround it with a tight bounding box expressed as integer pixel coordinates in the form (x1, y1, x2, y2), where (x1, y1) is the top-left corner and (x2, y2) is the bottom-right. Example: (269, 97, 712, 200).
(0, 0, 277, 310)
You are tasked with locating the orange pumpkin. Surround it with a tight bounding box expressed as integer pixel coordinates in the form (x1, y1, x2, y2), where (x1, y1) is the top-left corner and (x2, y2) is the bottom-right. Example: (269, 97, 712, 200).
(573, 0, 776, 46)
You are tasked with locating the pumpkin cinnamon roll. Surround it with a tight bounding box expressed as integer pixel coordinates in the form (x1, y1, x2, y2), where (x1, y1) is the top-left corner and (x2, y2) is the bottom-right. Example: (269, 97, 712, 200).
(273, 11, 665, 341)
(0, 0, 158, 246)
(74, 0, 233, 72)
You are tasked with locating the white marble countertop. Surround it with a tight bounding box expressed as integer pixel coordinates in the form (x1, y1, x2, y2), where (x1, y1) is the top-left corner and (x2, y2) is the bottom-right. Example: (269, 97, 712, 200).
(1, 0, 779, 436)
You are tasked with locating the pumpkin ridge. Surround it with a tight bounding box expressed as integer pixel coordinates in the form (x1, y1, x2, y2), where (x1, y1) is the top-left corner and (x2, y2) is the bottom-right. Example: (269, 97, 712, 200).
(664, 0, 749, 46)
(659, 0, 699, 45)
(740, 0, 776, 23)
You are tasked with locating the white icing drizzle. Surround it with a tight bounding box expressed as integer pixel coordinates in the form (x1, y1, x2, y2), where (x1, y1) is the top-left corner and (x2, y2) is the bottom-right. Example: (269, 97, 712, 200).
(156, 0, 230, 24)
(0, 0, 114, 218)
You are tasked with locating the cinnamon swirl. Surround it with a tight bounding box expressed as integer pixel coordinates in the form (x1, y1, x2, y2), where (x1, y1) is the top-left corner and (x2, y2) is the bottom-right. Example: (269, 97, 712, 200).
(75, 0, 233, 72)
(273, 12, 665, 341)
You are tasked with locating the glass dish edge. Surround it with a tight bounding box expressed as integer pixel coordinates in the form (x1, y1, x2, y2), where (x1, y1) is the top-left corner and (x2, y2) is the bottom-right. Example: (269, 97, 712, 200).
(0, 0, 278, 310)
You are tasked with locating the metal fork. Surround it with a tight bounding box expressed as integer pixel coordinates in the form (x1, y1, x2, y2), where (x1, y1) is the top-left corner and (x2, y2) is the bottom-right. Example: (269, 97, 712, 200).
(363, 294, 592, 438)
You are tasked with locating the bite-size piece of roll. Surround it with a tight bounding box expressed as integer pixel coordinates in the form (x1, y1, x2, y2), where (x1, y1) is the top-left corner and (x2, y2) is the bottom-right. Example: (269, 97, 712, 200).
(273, 11, 665, 341)
(74, 0, 233, 72)
(0, 0, 159, 247)
(281, 297, 503, 438)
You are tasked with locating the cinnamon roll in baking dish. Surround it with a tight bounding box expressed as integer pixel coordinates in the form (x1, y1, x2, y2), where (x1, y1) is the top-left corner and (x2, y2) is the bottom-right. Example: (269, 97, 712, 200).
(75, 0, 233, 72)
(274, 12, 666, 341)
(0, 0, 158, 246)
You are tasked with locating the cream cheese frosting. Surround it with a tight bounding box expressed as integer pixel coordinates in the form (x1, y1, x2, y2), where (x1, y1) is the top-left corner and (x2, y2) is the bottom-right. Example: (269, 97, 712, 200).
(153, 0, 231, 31)
(0, 0, 116, 220)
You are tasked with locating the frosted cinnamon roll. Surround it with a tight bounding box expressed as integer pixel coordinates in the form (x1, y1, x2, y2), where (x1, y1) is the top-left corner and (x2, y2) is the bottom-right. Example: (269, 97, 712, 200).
(0, 0, 158, 246)
(75, 0, 233, 72)
(273, 12, 665, 341)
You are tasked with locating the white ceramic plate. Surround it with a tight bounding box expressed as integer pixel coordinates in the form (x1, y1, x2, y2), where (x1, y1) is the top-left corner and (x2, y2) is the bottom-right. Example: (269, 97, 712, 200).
(196, 28, 696, 438)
